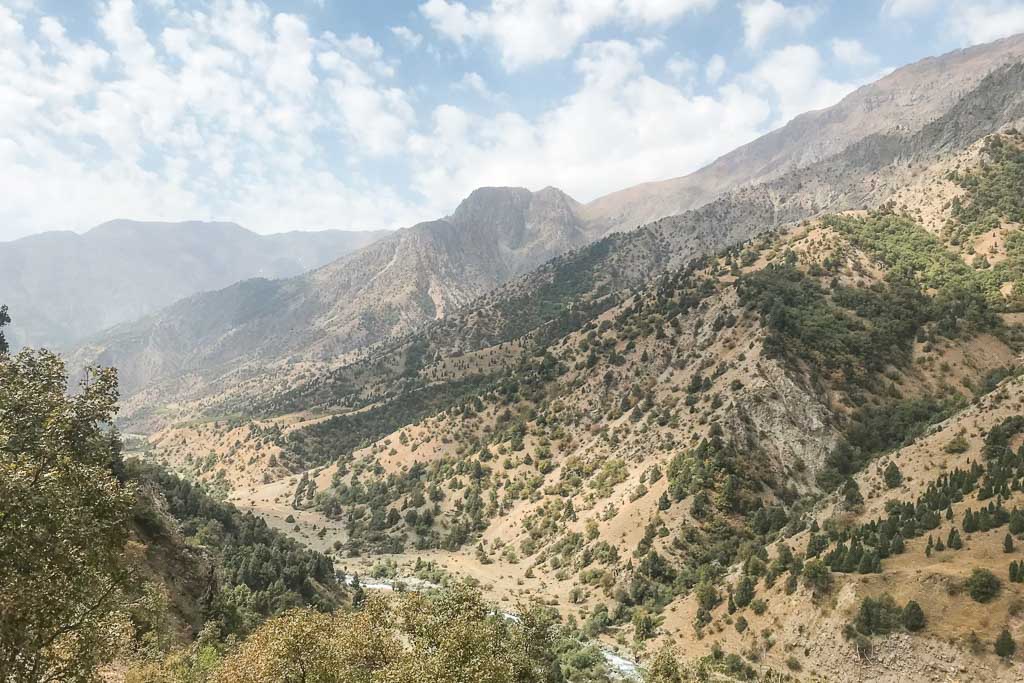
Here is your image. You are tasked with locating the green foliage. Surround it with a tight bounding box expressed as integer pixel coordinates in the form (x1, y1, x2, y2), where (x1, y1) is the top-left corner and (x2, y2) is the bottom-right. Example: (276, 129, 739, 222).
(126, 460, 341, 633)
(948, 135, 1024, 240)
(737, 261, 930, 386)
(853, 594, 903, 635)
(883, 462, 903, 489)
(285, 375, 491, 468)
(996, 627, 1017, 658)
(824, 213, 1000, 334)
(802, 559, 832, 598)
(902, 601, 926, 632)
(198, 585, 567, 683)
(820, 396, 961, 491)
(0, 304, 9, 355)
(966, 568, 1001, 603)
(0, 349, 136, 681)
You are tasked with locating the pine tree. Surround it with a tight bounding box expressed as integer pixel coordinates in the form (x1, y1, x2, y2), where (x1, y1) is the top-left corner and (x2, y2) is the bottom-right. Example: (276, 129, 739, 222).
(734, 576, 755, 608)
(995, 628, 1016, 658)
(964, 509, 978, 533)
(902, 600, 926, 632)
(890, 533, 906, 554)
(883, 462, 903, 489)
(1005, 533, 1015, 554)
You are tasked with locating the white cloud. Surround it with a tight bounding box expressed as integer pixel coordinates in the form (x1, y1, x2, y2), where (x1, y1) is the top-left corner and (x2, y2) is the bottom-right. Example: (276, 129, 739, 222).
(637, 36, 665, 54)
(881, 0, 938, 19)
(831, 38, 879, 67)
(666, 54, 696, 80)
(743, 44, 861, 124)
(407, 39, 773, 211)
(391, 25, 423, 48)
(0, 0, 423, 238)
(705, 53, 726, 83)
(419, 0, 716, 71)
(740, 0, 820, 50)
(949, 0, 1024, 45)
(0, 0, 888, 242)
(455, 71, 497, 99)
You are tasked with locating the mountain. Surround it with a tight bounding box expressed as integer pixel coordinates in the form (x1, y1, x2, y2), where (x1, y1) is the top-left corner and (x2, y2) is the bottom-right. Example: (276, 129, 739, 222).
(0, 220, 390, 350)
(129, 37, 1024, 678)
(70, 36, 1024, 430)
(197, 127, 1024, 679)
(582, 32, 1024, 235)
(71, 187, 593, 405)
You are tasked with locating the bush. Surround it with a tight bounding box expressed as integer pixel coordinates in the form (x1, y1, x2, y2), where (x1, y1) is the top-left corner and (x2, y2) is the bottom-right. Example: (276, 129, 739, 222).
(996, 628, 1017, 658)
(802, 559, 832, 597)
(883, 462, 903, 489)
(854, 594, 902, 635)
(966, 569, 1001, 603)
(902, 601, 926, 632)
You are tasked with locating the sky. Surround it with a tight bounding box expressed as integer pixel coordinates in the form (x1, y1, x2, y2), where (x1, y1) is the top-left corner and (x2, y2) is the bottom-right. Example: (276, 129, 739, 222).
(2, 1, 1024, 240)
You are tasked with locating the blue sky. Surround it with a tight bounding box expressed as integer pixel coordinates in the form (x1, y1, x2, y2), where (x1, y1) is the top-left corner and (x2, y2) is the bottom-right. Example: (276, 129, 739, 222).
(2, 0, 1023, 240)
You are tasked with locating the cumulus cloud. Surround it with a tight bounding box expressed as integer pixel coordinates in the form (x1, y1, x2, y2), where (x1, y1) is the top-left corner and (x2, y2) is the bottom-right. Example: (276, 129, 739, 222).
(0, 0, 423, 238)
(949, 0, 1024, 45)
(454, 71, 498, 99)
(705, 53, 726, 83)
(743, 44, 861, 124)
(881, 0, 938, 19)
(831, 38, 879, 67)
(740, 0, 820, 50)
(419, 0, 717, 70)
(390, 25, 423, 49)
(406, 39, 780, 211)
(1, 0, 879, 241)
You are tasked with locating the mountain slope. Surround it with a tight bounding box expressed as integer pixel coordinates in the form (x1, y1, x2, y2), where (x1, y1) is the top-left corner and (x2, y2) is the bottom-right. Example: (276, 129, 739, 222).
(582, 32, 1024, 235)
(0, 220, 389, 350)
(71, 38, 1024, 431)
(75, 187, 592, 404)
(198, 130, 1024, 679)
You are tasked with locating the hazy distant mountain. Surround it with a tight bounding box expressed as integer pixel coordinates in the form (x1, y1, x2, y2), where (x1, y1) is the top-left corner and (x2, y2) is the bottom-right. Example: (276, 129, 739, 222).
(71, 187, 594, 396)
(0, 220, 390, 350)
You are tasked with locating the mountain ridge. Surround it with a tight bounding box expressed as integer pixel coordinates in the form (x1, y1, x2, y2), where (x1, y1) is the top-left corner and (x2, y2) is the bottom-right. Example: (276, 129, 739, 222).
(0, 219, 391, 351)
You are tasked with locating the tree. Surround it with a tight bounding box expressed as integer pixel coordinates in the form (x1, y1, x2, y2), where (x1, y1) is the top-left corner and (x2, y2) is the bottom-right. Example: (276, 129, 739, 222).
(0, 349, 136, 681)
(212, 586, 563, 683)
(883, 462, 903, 489)
(996, 628, 1017, 658)
(646, 645, 682, 683)
(734, 576, 755, 608)
(1005, 533, 1015, 553)
(902, 601, 926, 632)
(0, 304, 9, 355)
(632, 609, 656, 641)
(966, 568, 1001, 603)
(802, 559, 832, 598)
(842, 479, 864, 509)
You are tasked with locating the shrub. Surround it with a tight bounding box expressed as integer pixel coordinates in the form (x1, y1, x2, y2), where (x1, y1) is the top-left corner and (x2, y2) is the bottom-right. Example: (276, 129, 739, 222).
(996, 628, 1017, 658)
(883, 462, 903, 489)
(902, 601, 926, 632)
(966, 569, 1001, 603)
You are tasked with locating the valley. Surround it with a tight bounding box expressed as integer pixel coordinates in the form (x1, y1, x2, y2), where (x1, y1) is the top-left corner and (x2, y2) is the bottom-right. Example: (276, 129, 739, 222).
(7, 25, 1024, 683)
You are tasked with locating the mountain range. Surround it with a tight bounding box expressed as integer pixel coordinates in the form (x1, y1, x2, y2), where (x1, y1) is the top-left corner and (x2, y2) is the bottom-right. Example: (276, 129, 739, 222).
(11, 31, 1024, 681)
(67, 33, 1024, 426)
(0, 220, 390, 350)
